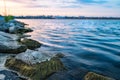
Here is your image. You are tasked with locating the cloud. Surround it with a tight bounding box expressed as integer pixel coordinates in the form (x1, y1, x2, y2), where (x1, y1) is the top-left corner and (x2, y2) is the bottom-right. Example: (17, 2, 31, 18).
(0, 0, 120, 16)
(77, 0, 107, 4)
(4, 0, 119, 9)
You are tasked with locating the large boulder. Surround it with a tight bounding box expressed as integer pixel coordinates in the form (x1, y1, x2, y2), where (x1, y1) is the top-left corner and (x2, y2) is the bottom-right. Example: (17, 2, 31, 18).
(0, 20, 33, 34)
(0, 31, 27, 54)
(21, 39, 42, 50)
(5, 55, 66, 80)
(7, 20, 33, 34)
(15, 49, 52, 64)
(84, 72, 115, 80)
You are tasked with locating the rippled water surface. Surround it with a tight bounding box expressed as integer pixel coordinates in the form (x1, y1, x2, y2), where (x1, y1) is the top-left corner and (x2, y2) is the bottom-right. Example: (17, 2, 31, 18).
(18, 19, 120, 79)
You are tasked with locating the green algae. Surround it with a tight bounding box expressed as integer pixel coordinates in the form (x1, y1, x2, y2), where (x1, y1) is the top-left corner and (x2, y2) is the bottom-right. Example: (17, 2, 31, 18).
(5, 57, 66, 80)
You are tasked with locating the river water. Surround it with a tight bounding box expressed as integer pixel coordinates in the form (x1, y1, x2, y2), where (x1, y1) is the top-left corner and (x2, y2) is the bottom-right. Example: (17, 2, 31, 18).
(1, 19, 120, 80)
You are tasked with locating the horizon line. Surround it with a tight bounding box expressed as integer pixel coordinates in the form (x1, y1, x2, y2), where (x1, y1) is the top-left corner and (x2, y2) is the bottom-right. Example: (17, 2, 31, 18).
(0, 15, 120, 18)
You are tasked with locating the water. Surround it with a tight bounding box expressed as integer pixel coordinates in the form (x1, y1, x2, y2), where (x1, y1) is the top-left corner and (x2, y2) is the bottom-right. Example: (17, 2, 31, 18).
(14, 19, 120, 79)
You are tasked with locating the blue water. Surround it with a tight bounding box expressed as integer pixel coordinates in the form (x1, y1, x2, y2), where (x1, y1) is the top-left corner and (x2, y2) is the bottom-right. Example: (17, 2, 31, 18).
(18, 19, 120, 79)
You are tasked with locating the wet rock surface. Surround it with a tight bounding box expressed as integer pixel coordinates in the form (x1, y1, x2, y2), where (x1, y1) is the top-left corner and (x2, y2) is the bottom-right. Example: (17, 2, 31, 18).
(47, 68, 88, 80)
(84, 72, 115, 80)
(48, 69, 115, 80)
(55, 53, 65, 58)
(5, 56, 66, 80)
(15, 49, 52, 64)
(0, 31, 27, 54)
(0, 70, 26, 80)
(0, 20, 32, 34)
(21, 39, 42, 50)
(0, 20, 41, 54)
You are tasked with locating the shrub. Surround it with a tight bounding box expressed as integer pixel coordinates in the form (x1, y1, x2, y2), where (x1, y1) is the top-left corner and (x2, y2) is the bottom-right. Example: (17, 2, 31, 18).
(4, 15, 14, 22)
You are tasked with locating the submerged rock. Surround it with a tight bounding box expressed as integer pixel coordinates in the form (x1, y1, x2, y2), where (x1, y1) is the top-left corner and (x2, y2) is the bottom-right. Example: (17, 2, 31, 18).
(55, 53, 65, 58)
(21, 38, 42, 50)
(47, 68, 88, 80)
(5, 56, 66, 80)
(84, 72, 115, 80)
(0, 31, 27, 54)
(0, 70, 27, 80)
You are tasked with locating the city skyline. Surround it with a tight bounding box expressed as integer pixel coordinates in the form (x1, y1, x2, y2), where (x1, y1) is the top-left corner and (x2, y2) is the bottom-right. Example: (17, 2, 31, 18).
(0, 0, 120, 17)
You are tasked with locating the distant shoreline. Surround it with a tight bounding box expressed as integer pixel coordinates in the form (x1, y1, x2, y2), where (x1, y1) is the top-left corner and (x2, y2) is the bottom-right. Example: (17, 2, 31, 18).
(15, 16, 120, 20)
(16, 18, 120, 20)
(14, 15, 120, 20)
(1, 15, 120, 20)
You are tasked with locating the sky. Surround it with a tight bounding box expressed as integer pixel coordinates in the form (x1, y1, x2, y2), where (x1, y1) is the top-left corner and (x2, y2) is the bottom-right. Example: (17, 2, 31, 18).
(0, 0, 120, 17)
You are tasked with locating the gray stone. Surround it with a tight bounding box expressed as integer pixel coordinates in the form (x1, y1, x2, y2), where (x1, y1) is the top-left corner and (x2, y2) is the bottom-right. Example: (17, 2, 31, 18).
(15, 49, 52, 64)
(5, 56, 66, 80)
(0, 31, 27, 54)
(0, 20, 32, 34)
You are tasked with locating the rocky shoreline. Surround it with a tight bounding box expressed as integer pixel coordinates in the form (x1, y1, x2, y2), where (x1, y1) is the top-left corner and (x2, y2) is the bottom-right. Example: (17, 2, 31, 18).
(0, 20, 116, 80)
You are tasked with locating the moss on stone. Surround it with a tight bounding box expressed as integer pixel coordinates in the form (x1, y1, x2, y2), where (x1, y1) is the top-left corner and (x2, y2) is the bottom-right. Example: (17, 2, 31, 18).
(84, 72, 115, 80)
(21, 39, 42, 50)
(55, 53, 65, 58)
(15, 28, 33, 34)
(5, 57, 66, 80)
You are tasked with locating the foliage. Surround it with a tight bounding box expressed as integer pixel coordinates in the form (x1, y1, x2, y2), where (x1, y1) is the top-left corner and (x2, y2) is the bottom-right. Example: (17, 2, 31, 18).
(4, 15, 14, 22)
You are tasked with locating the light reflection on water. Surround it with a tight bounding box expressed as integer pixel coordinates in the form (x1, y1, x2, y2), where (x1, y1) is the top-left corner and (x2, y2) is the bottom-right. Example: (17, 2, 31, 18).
(17, 19, 120, 80)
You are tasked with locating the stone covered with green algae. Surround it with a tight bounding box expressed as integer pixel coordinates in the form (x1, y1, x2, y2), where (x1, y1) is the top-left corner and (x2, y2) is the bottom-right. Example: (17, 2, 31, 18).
(20, 38, 42, 50)
(84, 72, 115, 80)
(5, 56, 66, 80)
(13, 28, 33, 34)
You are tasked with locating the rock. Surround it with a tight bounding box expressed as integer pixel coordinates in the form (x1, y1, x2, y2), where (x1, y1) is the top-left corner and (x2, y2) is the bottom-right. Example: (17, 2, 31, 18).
(47, 71, 74, 80)
(9, 20, 28, 27)
(13, 27, 33, 34)
(0, 20, 32, 34)
(21, 38, 42, 50)
(47, 68, 88, 80)
(15, 49, 52, 64)
(0, 31, 27, 54)
(0, 31, 18, 40)
(5, 56, 66, 80)
(0, 70, 27, 80)
(0, 44, 27, 54)
(84, 72, 115, 80)
(0, 74, 5, 80)
(0, 22, 9, 32)
(9, 26, 16, 33)
(55, 53, 65, 58)
(17, 34, 31, 42)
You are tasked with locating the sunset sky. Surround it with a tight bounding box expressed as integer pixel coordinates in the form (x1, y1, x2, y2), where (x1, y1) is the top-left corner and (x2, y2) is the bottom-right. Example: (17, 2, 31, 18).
(0, 0, 120, 17)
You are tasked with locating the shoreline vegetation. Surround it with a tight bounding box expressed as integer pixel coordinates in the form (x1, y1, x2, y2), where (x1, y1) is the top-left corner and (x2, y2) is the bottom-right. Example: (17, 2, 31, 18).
(0, 18, 116, 80)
